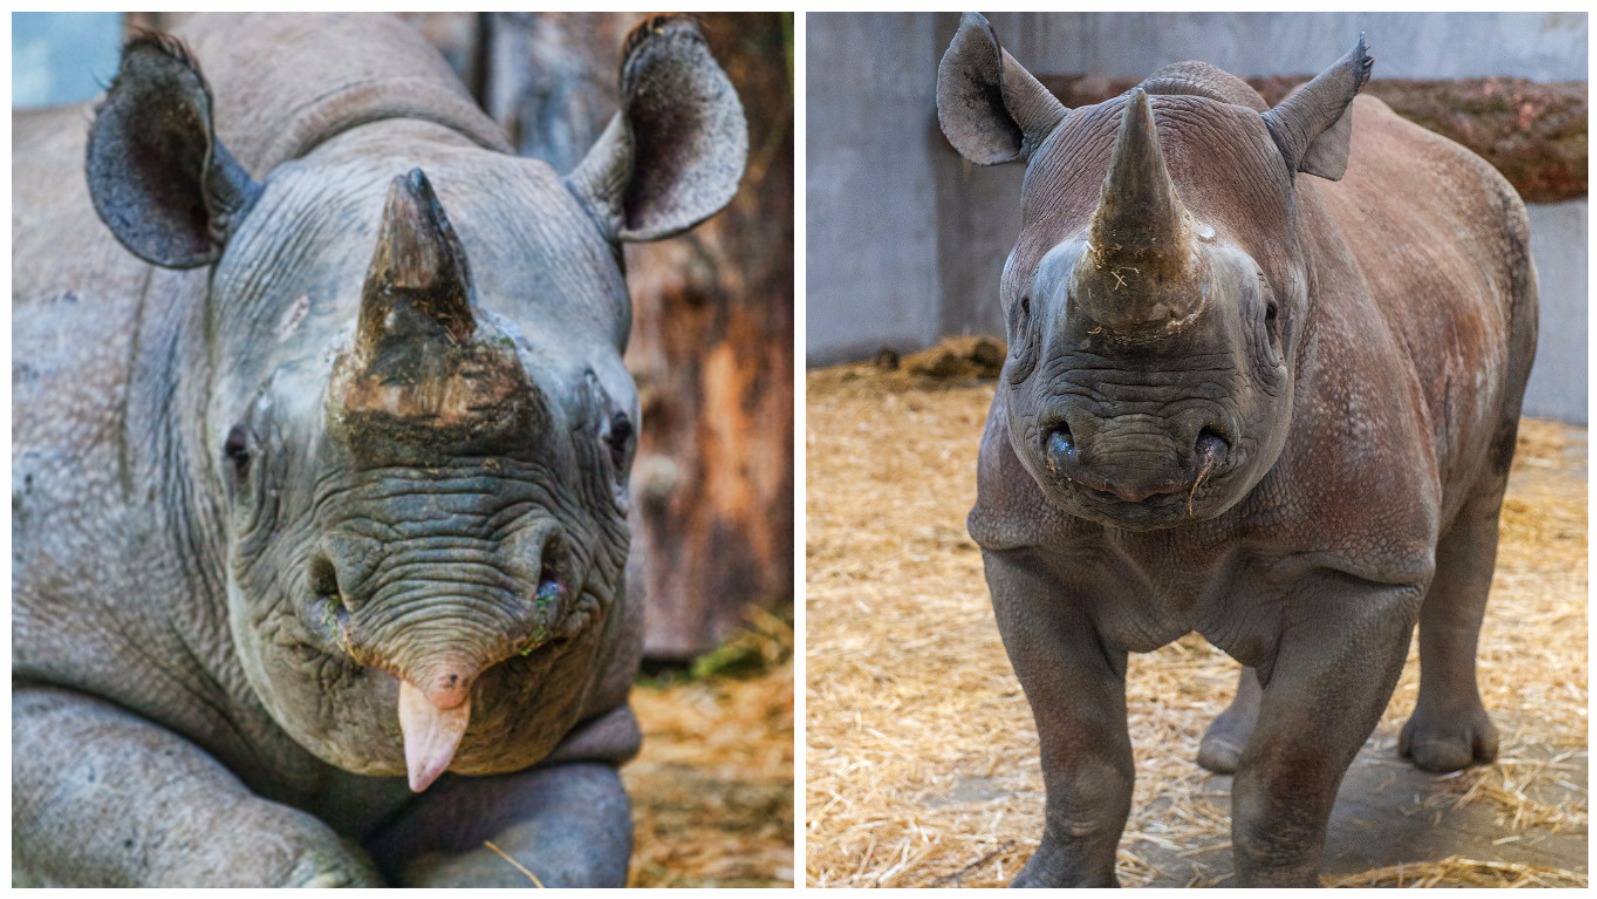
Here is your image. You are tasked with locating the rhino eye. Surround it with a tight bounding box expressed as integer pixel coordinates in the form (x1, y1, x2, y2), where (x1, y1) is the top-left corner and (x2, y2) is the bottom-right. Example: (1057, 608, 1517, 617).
(223, 425, 252, 479)
(607, 412, 634, 472)
(1264, 302, 1280, 346)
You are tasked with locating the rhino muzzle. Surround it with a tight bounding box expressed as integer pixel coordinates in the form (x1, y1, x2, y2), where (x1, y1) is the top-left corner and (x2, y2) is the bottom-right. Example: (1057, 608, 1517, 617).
(307, 512, 579, 791)
(1043, 407, 1230, 505)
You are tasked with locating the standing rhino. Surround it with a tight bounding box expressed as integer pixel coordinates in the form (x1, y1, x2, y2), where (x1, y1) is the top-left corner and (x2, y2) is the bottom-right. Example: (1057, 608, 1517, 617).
(13, 12, 745, 887)
(936, 13, 1536, 887)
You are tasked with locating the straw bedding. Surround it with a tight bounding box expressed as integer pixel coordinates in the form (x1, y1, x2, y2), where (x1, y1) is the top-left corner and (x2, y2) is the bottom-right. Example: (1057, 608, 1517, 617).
(626, 610, 795, 887)
(805, 340, 1587, 888)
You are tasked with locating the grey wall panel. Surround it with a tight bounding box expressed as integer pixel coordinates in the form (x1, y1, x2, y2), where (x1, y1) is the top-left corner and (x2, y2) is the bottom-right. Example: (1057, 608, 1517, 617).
(1522, 199, 1588, 425)
(806, 12, 943, 366)
(987, 12, 1586, 82)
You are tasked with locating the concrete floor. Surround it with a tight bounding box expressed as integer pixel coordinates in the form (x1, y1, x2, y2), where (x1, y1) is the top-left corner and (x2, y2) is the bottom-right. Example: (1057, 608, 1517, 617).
(1134, 725, 1588, 886)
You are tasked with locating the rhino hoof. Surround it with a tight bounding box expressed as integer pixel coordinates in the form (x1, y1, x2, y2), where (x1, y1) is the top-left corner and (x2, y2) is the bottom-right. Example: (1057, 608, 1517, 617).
(1196, 735, 1245, 774)
(1398, 713, 1499, 773)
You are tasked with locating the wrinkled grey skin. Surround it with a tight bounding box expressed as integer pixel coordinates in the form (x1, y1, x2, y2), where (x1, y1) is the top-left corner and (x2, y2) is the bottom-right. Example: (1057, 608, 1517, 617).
(938, 13, 1536, 887)
(13, 13, 746, 887)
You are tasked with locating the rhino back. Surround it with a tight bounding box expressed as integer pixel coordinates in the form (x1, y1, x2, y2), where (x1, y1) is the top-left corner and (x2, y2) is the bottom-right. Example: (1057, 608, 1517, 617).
(163, 12, 511, 176)
(1311, 95, 1537, 522)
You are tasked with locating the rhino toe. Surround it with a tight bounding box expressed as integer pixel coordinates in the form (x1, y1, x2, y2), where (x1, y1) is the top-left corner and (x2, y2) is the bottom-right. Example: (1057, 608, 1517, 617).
(1196, 734, 1245, 774)
(1398, 711, 1499, 773)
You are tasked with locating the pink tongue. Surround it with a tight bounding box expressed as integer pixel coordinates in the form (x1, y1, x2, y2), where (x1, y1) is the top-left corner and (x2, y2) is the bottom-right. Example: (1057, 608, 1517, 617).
(397, 680, 471, 792)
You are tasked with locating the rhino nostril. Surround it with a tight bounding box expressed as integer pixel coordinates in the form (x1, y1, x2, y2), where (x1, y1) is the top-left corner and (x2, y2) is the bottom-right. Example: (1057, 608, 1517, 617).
(1195, 427, 1229, 467)
(533, 537, 568, 608)
(1045, 424, 1077, 469)
(309, 555, 342, 605)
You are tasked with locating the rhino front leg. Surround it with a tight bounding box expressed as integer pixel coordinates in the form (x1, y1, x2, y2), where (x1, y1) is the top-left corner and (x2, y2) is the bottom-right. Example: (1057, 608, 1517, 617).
(367, 762, 632, 887)
(1229, 584, 1422, 887)
(13, 686, 382, 887)
(985, 550, 1133, 887)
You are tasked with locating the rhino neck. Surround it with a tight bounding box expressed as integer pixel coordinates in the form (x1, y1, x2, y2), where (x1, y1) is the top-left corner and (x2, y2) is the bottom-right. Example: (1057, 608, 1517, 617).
(167, 13, 511, 174)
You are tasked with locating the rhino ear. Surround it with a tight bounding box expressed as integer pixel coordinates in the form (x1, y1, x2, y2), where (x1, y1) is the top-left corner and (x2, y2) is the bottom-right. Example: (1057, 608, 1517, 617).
(1261, 35, 1374, 181)
(937, 12, 1068, 165)
(86, 33, 260, 269)
(566, 16, 747, 243)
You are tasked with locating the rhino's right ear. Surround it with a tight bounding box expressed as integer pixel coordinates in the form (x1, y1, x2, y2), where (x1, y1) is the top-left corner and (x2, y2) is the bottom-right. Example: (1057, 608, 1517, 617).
(566, 15, 748, 243)
(1260, 35, 1374, 181)
(937, 12, 1068, 165)
(86, 34, 260, 269)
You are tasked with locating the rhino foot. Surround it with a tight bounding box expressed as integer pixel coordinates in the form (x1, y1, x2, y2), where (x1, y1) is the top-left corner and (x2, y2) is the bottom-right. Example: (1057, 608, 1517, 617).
(282, 838, 386, 888)
(1197, 666, 1262, 774)
(1399, 706, 1499, 773)
(1196, 733, 1246, 775)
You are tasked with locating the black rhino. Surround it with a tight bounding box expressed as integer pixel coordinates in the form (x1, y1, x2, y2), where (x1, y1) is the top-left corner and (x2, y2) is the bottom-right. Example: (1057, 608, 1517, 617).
(13, 12, 745, 887)
(937, 12, 1537, 887)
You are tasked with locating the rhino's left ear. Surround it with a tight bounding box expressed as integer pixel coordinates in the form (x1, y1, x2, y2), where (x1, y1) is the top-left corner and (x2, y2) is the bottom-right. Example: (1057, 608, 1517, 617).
(566, 15, 747, 243)
(1261, 35, 1374, 181)
(86, 33, 261, 269)
(937, 12, 1069, 165)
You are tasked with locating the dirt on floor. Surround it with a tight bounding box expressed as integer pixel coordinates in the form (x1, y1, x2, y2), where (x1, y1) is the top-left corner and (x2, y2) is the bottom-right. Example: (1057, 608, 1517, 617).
(805, 339, 1588, 888)
(625, 610, 795, 887)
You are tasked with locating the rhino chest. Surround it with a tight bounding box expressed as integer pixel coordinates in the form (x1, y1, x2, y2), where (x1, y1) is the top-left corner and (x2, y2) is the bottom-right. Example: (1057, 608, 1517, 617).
(1046, 533, 1293, 660)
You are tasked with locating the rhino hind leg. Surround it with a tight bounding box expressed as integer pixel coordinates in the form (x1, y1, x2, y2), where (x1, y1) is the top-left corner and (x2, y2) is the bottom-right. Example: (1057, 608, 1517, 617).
(366, 761, 632, 887)
(1399, 478, 1506, 773)
(1197, 666, 1262, 774)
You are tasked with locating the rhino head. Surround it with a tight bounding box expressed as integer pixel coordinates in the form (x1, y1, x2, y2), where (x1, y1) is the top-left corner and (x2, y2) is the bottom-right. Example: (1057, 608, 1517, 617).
(938, 12, 1371, 530)
(85, 18, 746, 791)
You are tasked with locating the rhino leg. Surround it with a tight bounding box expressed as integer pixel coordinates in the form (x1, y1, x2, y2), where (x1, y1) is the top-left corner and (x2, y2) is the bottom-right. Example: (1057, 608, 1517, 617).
(985, 550, 1132, 887)
(366, 762, 632, 887)
(13, 686, 382, 887)
(1197, 666, 1262, 774)
(1229, 583, 1421, 887)
(1400, 485, 1504, 773)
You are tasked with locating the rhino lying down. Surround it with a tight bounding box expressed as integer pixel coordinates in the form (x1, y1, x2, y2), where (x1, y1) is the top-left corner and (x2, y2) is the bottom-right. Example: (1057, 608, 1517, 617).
(937, 13, 1537, 887)
(13, 13, 745, 887)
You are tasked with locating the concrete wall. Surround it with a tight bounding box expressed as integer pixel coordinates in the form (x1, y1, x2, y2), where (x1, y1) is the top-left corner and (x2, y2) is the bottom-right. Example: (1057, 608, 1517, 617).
(980, 12, 1586, 82)
(807, 13, 944, 363)
(807, 12, 1589, 425)
(1524, 200, 1589, 423)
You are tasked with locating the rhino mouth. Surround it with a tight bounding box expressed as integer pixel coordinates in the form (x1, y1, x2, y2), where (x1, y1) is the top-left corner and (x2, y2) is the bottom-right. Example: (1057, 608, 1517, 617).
(1044, 434, 1237, 530)
(1060, 482, 1225, 530)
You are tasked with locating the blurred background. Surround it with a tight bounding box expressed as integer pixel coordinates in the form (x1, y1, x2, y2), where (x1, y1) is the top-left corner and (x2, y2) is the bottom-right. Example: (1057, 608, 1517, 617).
(16, 11, 795, 662)
(14, 12, 795, 886)
(807, 12, 1587, 426)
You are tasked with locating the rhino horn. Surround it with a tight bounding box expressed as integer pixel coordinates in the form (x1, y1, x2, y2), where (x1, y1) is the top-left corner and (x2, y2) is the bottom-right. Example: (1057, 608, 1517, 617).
(1076, 88, 1200, 329)
(332, 169, 542, 458)
(356, 168, 475, 357)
